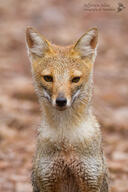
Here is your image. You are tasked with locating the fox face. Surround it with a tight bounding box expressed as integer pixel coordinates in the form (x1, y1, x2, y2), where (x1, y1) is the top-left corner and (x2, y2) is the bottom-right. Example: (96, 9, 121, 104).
(26, 27, 98, 111)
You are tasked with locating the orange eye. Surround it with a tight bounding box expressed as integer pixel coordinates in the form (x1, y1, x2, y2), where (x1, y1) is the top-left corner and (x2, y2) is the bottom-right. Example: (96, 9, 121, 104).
(43, 75, 53, 82)
(72, 77, 80, 83)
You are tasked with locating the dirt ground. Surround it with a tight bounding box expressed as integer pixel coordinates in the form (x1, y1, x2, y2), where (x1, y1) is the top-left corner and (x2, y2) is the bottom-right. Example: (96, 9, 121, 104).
(0, 0, 128, 192)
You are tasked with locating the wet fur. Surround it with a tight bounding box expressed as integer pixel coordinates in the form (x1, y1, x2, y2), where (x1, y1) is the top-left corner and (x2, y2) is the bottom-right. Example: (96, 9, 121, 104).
(26, 27, 109, 192)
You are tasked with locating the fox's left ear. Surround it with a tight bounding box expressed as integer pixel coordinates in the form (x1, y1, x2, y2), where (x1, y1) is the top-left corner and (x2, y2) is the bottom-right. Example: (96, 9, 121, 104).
(73, 28, 98, 61)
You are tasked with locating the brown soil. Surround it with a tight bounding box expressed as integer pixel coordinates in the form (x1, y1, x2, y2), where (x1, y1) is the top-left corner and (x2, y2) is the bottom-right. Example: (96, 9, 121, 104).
(0, 0, 128, 191)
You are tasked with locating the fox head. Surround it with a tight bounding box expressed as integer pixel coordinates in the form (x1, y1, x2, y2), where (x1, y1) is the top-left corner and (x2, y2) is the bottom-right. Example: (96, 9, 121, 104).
(26, 27, 98, 112)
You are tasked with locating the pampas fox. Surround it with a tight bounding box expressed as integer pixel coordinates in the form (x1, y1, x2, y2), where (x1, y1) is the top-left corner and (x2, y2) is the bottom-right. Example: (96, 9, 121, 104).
(26, 27, 109, 192)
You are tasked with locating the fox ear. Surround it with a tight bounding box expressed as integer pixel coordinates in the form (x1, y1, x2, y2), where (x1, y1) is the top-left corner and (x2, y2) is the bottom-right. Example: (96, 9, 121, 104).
(73, 28, 98, 60)
(26, 27, 52, 60)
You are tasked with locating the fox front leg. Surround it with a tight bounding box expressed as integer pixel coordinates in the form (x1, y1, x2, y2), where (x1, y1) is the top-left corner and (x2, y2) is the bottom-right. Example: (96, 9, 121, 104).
(32, 170, 40, 192)
(70, 157, 104, 192)
(100, 172, 109, 192)
(84, 167, 105, 192)
(83, 170, 108, 192)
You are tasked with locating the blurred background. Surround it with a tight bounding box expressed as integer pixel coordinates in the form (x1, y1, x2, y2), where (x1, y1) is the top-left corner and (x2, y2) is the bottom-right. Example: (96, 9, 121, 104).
(0, 0, 128, 191)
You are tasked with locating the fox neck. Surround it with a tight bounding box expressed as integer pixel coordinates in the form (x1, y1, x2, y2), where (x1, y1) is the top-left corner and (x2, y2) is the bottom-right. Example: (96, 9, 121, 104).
(40, 76, 93, 130)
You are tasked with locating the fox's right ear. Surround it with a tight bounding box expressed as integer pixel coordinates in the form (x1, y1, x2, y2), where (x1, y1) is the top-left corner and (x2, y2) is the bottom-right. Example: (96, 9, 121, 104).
(26, 27, 52, 61)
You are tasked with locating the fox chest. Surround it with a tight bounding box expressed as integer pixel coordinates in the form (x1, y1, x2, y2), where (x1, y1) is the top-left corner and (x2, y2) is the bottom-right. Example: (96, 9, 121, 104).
(36, 150, 101, 192)
(34, 137, 103, 192)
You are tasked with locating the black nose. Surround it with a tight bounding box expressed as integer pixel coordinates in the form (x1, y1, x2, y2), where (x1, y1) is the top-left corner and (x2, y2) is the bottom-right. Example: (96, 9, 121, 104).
(56, 97, 67, 107)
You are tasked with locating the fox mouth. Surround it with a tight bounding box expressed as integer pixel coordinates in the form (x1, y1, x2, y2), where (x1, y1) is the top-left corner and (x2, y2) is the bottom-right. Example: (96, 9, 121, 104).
(55, 105, 68, 111)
